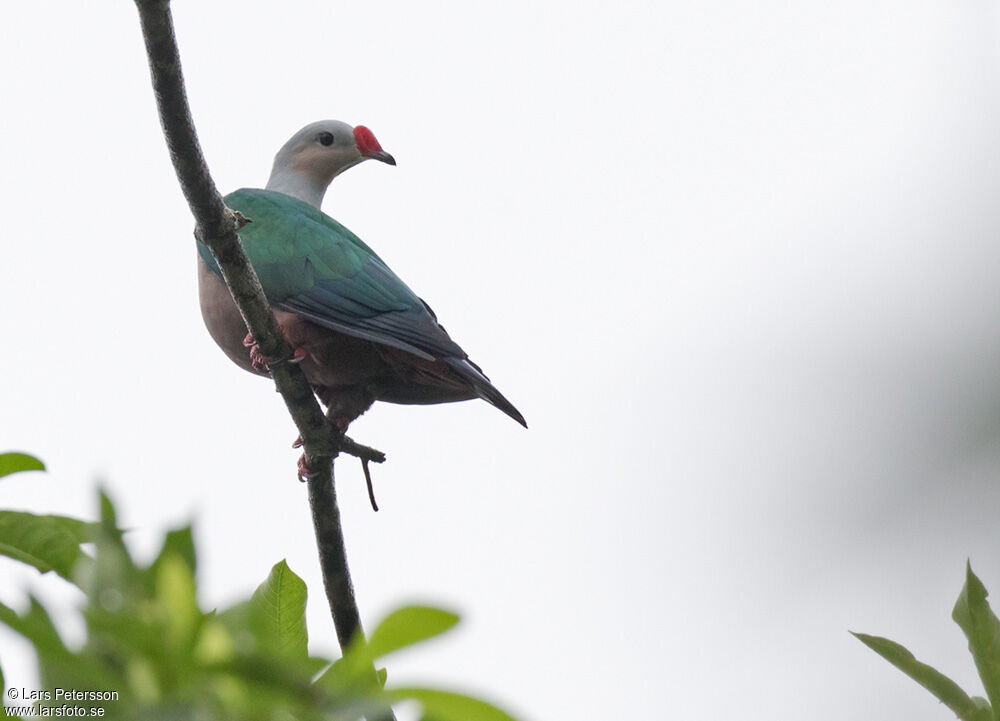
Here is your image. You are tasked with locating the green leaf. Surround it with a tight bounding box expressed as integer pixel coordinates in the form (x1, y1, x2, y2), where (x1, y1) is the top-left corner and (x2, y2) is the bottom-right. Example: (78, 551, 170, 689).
(367, 606, 460, 660)
(852, 632, 989, 720)
(0, 453, 44, 479)
(45, 516, 99, 544)
(953, 562, 1000, 715)
(215, 600, 253, 647)
(1, 599, 119, 692)
(155, 552, 201, 652)
(143, 527, 197, 602)
(388, 688, 519, 721)
(83, 605, 164, 659)
(98, 491, 118, 532)
(79, 490, 140, 602)
(0, 598, 69, 659)
(152, 527, 196, 574)
(322, 605, 460, 693)
(974, 697, 995, 715)
(0, 659, 22, 721)
(0, 511, 89, 579)
(249, 560, 308, 660)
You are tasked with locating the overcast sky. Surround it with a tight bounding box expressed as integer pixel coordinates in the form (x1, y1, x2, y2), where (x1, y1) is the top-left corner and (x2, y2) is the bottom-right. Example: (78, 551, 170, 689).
(4, 1, 1000, 719)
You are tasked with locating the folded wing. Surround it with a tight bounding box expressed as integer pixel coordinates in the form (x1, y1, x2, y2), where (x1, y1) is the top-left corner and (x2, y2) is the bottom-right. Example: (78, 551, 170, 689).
(198, 188, 525, 426)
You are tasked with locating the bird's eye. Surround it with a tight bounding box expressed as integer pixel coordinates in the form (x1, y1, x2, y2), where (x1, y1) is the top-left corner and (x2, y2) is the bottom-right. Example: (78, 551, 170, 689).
(318, 132, 334, 146)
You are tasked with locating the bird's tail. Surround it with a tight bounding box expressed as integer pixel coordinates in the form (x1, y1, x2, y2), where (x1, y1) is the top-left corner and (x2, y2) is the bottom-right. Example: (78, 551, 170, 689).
(445, 358, 527, 428)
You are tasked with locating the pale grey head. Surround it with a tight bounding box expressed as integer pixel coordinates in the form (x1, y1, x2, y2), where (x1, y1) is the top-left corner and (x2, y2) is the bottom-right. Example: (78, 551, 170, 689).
(265, 120, 395, 208)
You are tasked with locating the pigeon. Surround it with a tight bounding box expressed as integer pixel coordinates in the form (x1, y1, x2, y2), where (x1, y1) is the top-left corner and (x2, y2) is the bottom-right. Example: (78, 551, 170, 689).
(198, 120, 526, 442)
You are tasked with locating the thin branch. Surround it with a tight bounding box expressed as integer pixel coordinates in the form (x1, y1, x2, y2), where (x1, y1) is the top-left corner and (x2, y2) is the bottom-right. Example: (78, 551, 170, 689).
(131, 3, 391, 712)
(339, 435, 387, 465)
(293, 432, 386, 466)
(132, 0, 330, 454)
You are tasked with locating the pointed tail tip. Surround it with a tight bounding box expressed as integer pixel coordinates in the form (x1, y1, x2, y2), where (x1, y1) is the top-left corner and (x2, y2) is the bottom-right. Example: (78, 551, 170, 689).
(511, 409, 528, 429)
(480, 388, 527, 429)
(495, 398, 528, 429)
(447, 357, 527, 429)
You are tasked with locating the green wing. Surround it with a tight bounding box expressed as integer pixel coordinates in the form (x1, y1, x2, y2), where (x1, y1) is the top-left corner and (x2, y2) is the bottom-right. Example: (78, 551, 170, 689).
(198, 188, 464, 361)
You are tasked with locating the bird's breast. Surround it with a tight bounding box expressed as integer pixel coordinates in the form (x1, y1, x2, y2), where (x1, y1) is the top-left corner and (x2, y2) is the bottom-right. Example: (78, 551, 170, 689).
(198, 255, 263, 376)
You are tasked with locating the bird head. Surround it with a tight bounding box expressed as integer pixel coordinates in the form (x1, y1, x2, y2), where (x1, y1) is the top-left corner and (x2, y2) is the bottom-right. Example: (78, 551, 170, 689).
(267, 120, 395, 206)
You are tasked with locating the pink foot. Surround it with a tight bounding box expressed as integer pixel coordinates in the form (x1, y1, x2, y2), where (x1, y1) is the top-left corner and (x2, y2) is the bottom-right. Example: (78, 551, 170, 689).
(291, 420, 345, 482)
(297, 453, 312, 482)
(243, 333, 306, 373)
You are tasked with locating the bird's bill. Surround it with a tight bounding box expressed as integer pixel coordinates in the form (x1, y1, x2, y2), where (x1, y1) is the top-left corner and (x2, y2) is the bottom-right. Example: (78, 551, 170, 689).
(354, 125, 396, 165)
(365, 149, 396, 165)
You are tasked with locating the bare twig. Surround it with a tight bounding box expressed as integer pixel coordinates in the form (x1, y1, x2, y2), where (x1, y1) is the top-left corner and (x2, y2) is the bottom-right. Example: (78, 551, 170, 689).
(340, 435, 387, 465)
(131, 3, 391, 712)
(362, 459, 378, 512)
(293, 432, 386, 466)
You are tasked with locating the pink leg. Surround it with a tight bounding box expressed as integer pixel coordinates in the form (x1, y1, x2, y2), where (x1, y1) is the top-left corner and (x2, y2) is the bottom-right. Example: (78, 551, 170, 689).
(243, 332, 306, 373)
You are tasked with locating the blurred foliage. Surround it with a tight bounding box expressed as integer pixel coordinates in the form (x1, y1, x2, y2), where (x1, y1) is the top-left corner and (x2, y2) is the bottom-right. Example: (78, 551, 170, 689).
(0, 453, 518, 721)
(0, 453, 45, 479)
(855, 563, 1000, 721)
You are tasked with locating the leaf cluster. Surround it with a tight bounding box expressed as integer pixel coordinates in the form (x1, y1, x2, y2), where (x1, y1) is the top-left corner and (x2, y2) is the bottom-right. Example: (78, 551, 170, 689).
(855, 562, 1000, 721)
(0, 452, 517, 721)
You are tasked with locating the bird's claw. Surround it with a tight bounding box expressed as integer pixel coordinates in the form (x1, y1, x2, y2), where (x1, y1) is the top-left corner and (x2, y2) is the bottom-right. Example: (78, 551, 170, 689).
(296, 453, 313, 482)
(291, 425, 383, 511)
(243, 333, 306, 372)
(249, 344, 270, 373)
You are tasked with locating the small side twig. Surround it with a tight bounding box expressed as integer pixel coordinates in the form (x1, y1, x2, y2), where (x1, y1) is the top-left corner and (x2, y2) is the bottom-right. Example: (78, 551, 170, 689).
(295, 434, 385, 510)
(339, 435, 387, 465)
(361, 459, 378, 512)
(337, 436, 385, 511)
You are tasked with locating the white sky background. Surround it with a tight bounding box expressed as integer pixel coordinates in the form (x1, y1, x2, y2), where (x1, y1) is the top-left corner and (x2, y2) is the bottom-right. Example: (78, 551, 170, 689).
(3, 1, 1000, 718)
